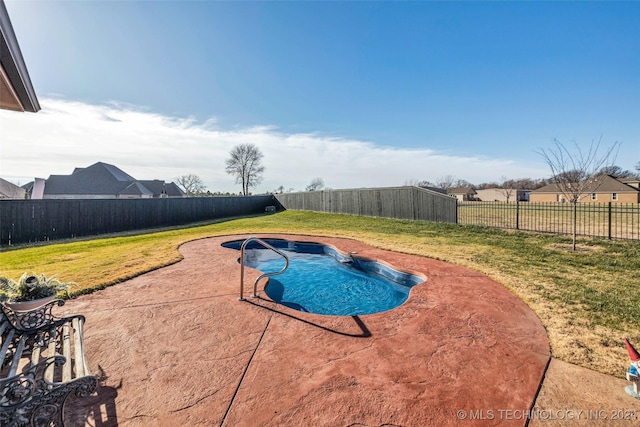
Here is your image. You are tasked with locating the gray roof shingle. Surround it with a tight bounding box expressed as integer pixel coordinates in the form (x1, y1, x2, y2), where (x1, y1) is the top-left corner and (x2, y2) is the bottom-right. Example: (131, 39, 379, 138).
(43, 162, 184, 198)
(45, 162, 136, 196)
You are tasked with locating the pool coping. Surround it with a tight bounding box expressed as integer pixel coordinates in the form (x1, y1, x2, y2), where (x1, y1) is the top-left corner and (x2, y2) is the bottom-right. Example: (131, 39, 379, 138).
(222, 236, 427, 316)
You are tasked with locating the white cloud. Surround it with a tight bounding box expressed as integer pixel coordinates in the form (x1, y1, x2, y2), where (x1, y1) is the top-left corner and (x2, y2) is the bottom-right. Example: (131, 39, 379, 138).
(0, 98, 549, 193)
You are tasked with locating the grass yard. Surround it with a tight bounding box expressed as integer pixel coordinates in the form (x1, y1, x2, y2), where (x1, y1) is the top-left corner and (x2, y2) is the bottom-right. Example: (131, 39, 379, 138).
(1, 210, 639, 377)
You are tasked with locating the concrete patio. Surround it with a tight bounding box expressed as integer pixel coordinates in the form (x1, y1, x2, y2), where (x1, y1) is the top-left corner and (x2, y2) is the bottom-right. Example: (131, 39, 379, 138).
(61, 234, 639, 426)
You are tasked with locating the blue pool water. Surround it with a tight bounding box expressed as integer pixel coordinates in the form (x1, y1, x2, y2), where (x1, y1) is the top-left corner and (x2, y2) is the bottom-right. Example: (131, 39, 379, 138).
(222, 238, 424, 316)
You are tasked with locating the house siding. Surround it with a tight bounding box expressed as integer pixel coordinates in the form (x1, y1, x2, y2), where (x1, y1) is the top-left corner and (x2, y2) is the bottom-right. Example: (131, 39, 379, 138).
(529, 193, 557, 203)
(609, 193, 640, 203)
(529, 192, 639, 203)
(529, 175, 640, 204)
(475, 188, 525, 202)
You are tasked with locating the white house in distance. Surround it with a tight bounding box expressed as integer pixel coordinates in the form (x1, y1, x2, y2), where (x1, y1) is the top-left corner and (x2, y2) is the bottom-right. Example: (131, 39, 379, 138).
(475, 188, 529, 202)
(447, 187, 477, 201)
(29, 162, 185, 199)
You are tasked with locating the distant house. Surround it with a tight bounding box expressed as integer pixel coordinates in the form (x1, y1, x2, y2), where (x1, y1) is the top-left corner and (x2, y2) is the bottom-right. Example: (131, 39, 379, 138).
(475, 188, 528, 202)
(447, 187, 477, 201)
(139, 180, 185, 198)
(33, 162, 185, 199)
(619, 178, 640, 190)
(22, 178, 46, 199)
(0, 177, 26, 199)
(529, 175, 640, 203)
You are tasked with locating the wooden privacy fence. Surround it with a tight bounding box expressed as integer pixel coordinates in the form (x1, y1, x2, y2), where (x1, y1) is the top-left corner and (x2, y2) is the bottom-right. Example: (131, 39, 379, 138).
(0, 196, 279, 246)
(275, 186, 457, 223)
(458, 201, 640, 241)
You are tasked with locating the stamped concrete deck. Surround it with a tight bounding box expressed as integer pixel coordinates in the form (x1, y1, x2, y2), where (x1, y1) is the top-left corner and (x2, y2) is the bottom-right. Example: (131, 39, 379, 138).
(63, 234, 553, 426)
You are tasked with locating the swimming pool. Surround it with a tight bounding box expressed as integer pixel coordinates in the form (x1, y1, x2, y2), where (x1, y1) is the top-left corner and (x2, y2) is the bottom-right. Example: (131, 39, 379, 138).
(222, 238, 424, 316)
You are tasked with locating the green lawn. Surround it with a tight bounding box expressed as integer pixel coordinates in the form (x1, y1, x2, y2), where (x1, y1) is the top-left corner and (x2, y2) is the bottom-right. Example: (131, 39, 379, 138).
(1, 210, 639, 376)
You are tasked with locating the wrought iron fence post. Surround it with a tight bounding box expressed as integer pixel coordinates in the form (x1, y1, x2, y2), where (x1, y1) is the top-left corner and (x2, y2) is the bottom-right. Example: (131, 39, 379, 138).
(608, 202, 612, 240)
(516, 200, 520, 230)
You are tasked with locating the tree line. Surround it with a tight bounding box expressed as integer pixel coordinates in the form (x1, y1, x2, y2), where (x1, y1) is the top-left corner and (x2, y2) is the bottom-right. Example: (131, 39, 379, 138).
(407, 165, 639, 192)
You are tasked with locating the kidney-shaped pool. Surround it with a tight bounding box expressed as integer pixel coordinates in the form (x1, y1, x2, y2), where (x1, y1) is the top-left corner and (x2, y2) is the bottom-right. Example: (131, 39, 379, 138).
(222, 238, 425, 316)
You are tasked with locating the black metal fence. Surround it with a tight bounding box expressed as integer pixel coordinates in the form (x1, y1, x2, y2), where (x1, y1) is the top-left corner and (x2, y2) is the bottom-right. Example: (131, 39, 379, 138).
(458, 201, 640, 241)
(0, 196, 280, 246)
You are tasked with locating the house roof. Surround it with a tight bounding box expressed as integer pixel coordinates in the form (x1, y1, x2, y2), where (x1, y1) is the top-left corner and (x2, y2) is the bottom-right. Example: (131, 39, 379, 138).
(139, 180, 186, 197)
(45, 162, 138, 196)
(164, 182, 186, 197)
(119, 182, 154, 197)
(448, 187, 476, 195)
(619, 177, 640, 189)
(532, 175, 640, 194)
(0, 1, 39, 112)
(0, 176, 25, 198)
(73, 163, 136, 182)
(138, 180, 165, 196)
(420, 186, 447, 195)
(43, 162, 184, 198)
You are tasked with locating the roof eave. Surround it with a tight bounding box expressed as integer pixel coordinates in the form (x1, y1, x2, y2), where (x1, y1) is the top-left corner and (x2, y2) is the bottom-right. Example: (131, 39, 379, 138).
(0, 1, 40, 113)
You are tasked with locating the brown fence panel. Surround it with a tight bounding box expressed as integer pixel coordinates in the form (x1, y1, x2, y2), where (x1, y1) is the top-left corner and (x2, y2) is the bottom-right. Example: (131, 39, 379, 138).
(275, 186, 457, 224)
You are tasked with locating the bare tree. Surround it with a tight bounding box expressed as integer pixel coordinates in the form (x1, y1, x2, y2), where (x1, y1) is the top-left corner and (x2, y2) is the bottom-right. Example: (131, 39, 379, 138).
(475, 181, 500, 190)
(176, 174, 207, 196)
(536, 137, 620, 250)
(498, 176, 516, 202)
(225, 144, 265, 196)
(435, 175, 457, 190)
(476, 177, 547, 191)
(515, 177, 549, 190)
(306, 177, 325, 192)
(405, 179, 438, 188)
(598, 165, 640, 179)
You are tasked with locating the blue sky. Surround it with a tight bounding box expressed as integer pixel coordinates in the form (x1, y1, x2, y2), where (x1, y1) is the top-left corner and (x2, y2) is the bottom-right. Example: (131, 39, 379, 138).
(1, 1, 638, 193)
